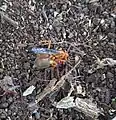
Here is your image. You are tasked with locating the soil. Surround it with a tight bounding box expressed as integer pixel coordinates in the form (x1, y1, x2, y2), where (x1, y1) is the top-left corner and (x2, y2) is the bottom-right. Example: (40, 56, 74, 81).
(0, 0, 116, 120)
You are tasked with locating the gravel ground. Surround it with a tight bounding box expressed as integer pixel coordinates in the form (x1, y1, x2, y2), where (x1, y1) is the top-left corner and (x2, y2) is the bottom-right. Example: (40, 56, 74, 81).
(0, 0, 116, 120)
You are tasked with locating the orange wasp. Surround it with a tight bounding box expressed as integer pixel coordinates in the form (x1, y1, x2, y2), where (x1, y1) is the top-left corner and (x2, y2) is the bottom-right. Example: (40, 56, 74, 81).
(31, 40, 69, 69)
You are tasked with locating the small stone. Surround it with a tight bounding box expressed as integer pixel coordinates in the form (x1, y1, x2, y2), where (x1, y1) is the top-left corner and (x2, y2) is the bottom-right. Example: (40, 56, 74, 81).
(10, 53, 15, 58)
(0, 102, 9, 109)
(28, 102, 38, 112)
(111, 13, 116, 18)
(62, 4, 67, 11)
(6, 52, 10, 55)
(103, 0, 108, 3)
(49, 25, 53, 30)
(102, 11, 109, 17)
(93, 18, 100, 25)
(107, 72, 114, 79)
(101, 74, 106, 80)
(0, 114, 6, 119)
(8, 110, 12, 115)
(111, 21, 115, 28)
(100, 19, 105, 25)
(68, 33, 74, 38)
(105, 89, 110, 104)
(85, 0, 89, 3)
(75, 55, 80, 63)
(53, 20, 63, 27)
(89, 0, 99, 3)
(35, 112, 40, 119)
(24, 62, 30, 69)
(108, 33, 116, 39)
(82, 7, 88, 14)
(7, 97, 13, 103)
(32, 110, 40, 120)
(54, 11, 58, 17)
(0, 109, 3, 114)
(0, 68, 4, 73)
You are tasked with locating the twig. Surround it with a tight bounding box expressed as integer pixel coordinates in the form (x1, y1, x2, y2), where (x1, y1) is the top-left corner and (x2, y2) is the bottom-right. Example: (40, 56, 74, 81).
(42, 5, 48, 22)
(52, 58, 81, 92)
(88, 56, 116, 73)
(36, 78, 57, 103)
(0, 11, 18, 28)
(53, 41, 86, 57)
(1, 59, 4, 69)
(19, 2, 36, 17)
(67, 82, 74, 97)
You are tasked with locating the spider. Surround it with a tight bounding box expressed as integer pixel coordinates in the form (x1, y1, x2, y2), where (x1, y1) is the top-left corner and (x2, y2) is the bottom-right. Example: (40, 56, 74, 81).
(31, 40, 69, 69)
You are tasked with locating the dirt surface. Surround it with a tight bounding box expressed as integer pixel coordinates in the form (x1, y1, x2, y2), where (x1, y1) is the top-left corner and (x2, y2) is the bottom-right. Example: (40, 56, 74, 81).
(0, 0, 116, 120)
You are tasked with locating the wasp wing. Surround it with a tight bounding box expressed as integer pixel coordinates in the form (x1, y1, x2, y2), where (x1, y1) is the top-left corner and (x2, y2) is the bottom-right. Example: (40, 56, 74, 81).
(31, 48, 59, 54)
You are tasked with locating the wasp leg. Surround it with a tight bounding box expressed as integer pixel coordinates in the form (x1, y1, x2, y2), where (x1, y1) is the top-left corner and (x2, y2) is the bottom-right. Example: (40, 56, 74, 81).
(50, 60, 57, 68)
(51, 67, 54, 78)
(56, 66, 60, 79)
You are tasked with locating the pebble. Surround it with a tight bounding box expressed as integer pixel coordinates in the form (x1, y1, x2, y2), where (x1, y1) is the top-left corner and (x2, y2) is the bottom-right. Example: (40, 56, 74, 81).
(35, 112, 40, 119)
(7, 97, 13, 104)
(10, 53, 15, 58)
(93, 18, 100, 25)
(54, 11, 58, 17)
(48, 25, 52, 30)
(112, 116, 116, 120)
(7, 110, 12, 116)
(100, 19, 105, 25)
(68, 33, 74, 38)
(105, 89, 110, 104)
(32, 111, 40, 120)
(89, 0, 99, 3)
(0, 109, 3, 114)
(107, 72, 114, 79)
(111, 13, 116, 18)
(0, 114, 6, 119)
(24, 62, 30, 69)
(103, 0, 108, 3)
(0, 68, 4, 73)
(0, 102, 9, 109)
(108, 33, 116, 39)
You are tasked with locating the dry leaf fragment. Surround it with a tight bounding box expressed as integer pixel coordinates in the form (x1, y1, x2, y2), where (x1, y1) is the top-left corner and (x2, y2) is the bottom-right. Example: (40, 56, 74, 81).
(88, 57, 116, 73)
(89, 0, 99, 3)
(56, 96, 76, 109)
(0, 11, 18, 28)
(75, 97, 102, 119)
(0, 76, 14, 91)
(23, 85, 35, 96)
(76, 84, 86, 96)
(104, 58, 116, 66)
(112, 116, 116, 120)
(75, 55, 80, 63)
(56, 96, 102, 119)
(0, 3, 7, 11)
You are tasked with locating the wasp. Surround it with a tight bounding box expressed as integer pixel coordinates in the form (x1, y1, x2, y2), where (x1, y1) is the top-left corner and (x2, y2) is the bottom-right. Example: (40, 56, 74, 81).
(31, 40, 69, 69)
